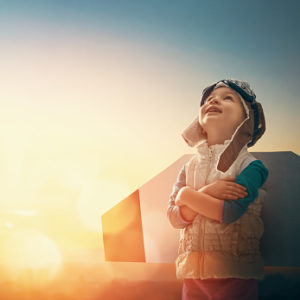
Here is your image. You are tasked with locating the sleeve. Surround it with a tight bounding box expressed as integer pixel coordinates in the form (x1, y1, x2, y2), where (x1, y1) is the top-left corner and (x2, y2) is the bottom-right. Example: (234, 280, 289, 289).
(220, 159, 269, 224)
(167, 164, 193, 229)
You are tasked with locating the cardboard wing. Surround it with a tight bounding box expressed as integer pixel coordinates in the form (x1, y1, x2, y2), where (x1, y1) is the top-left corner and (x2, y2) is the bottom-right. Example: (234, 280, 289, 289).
(101, 151, 300, 267)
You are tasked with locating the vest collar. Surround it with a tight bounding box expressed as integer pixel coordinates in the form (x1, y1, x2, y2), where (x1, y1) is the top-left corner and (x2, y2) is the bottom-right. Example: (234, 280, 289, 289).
(195, 136, 248, 172)
(195, 138, 232, 156)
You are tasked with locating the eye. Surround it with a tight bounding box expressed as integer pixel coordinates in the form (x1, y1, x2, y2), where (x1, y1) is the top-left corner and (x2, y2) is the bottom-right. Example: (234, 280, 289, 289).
(224, 96, 233, 101)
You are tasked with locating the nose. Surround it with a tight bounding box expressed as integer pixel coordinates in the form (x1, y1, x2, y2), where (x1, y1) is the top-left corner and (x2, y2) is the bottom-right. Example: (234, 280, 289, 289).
(207, 97, 220, 104)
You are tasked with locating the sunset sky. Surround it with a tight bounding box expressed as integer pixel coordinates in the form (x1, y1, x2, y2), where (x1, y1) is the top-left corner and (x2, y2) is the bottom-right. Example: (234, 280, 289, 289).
(0, 0, 299, 279)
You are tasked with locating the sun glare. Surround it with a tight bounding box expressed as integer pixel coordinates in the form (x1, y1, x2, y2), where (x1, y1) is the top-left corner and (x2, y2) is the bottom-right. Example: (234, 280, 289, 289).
(77, 178, 131, 232)
(0, 229, 62, 284)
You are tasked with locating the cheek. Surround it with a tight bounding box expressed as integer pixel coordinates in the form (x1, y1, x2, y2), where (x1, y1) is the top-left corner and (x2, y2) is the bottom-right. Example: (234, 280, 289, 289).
(233, 108, 246, 124)
(238, 105, 247, 120)
(199, 107, 206, 124)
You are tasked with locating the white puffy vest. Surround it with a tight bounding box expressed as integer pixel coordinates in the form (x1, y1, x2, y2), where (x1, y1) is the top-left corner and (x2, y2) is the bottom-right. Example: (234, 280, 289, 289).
(175, 141, 266, 280)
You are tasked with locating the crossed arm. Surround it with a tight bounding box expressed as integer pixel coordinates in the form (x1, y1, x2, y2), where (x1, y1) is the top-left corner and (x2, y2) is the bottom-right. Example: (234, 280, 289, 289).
(175, 186, 224, 222)
(167, 159, 269, 228)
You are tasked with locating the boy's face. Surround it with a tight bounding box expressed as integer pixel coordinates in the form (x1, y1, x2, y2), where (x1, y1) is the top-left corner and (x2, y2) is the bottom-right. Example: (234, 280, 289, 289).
(199, 87, 246, 132)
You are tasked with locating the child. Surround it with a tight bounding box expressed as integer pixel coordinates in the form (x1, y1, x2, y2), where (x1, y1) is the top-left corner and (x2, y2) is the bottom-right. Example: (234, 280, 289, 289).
(167, 79, 269, 300)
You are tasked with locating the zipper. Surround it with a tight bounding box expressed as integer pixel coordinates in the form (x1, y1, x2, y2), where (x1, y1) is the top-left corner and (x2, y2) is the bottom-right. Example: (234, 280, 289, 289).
(205, 147, 213, 185)
(201, 146, 213, 277)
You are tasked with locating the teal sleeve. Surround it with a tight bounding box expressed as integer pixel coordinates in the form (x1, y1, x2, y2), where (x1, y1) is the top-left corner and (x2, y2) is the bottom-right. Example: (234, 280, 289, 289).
(222, 159, 269, 224)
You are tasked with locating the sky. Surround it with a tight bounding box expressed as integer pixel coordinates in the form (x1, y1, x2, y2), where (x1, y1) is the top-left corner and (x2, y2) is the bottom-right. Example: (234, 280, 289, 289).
(0, 0, 299, 280)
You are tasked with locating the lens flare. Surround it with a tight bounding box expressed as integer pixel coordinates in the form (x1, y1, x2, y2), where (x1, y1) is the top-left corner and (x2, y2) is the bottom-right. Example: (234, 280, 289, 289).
(0, 229, 62, 284)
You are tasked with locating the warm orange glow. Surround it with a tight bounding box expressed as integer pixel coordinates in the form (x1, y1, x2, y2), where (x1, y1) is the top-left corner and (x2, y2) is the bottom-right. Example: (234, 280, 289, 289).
(102, 200, 139, 236)
(77, 178, 131, 232)
(0, 229, 62, 284)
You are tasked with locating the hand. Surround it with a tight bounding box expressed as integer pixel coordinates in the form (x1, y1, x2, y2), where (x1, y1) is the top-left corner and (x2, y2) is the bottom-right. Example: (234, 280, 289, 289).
(199, 177, 248, 200)
(175, 186, 192, 206)
(179, 205, 198, 222)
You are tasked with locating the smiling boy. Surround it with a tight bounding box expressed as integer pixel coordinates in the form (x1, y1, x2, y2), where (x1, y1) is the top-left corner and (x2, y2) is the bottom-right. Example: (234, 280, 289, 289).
(167, 79, 269, 300)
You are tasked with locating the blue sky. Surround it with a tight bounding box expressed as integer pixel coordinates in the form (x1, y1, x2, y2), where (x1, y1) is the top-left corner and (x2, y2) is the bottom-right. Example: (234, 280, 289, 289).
(0, 1, 299, 258)
(1, 0, 299, 84)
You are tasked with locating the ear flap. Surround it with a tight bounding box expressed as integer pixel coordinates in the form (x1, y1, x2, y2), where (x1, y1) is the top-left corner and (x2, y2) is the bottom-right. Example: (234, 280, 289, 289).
(217, 100, 266, 172)
(181, 114, 206, 147)
(217, 101, 254, 173)
(248, 101, 266, 147)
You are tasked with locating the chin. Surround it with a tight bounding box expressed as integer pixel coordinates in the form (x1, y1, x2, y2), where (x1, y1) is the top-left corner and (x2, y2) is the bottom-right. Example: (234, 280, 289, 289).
(202, 116, 224, 126)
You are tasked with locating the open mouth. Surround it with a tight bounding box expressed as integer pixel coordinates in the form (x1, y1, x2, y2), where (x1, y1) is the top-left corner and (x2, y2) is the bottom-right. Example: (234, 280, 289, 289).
(206, 106, 222, 114)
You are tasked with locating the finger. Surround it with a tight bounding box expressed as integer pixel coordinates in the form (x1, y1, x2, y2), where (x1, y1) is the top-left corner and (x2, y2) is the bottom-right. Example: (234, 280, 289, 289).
(233, 185, 248, 194)
(233, 192, 247, 199)
(226, 182, 247, 192)
(222, 177, 236, 181)
(228, 188, 248, 198)
(222, 179, 247, 191)
(224, 193, 239, 200)
(235, 183, 247, 191)
(225, 189, 247, 198)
